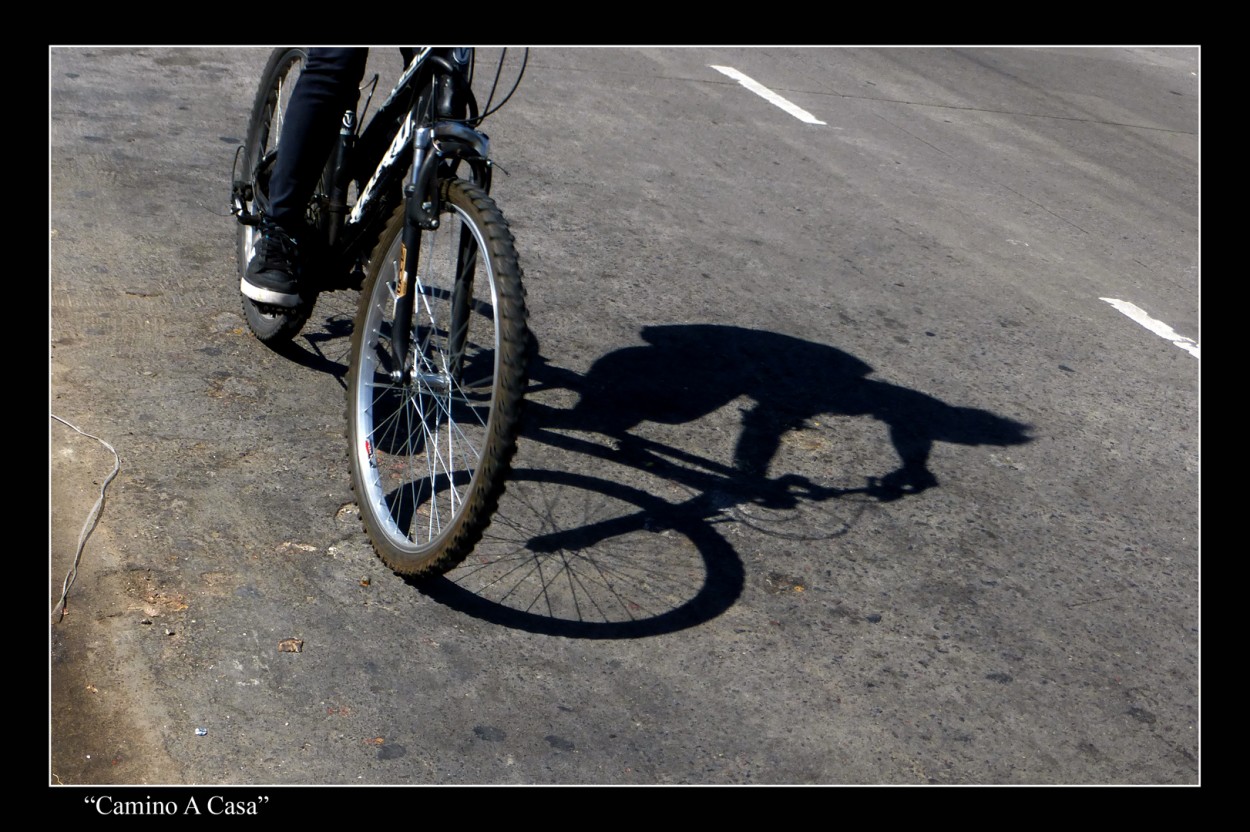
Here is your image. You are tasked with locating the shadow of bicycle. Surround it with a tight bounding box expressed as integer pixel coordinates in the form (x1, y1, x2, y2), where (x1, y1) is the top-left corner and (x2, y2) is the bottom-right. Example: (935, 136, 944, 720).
(416, 324, 1033, 639)
(267, 289, 360, 384)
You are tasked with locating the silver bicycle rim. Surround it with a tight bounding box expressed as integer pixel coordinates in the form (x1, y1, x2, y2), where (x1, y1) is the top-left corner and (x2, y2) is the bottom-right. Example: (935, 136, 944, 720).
(352, 202, 502, 553)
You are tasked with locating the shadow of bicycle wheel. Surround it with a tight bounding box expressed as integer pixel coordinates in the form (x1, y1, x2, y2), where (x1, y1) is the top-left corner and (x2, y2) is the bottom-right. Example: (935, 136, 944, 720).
(411, 468, 744, 639)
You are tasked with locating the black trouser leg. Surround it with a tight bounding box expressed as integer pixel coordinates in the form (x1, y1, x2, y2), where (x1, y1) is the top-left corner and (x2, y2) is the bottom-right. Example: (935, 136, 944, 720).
(268, 48, 369, 229)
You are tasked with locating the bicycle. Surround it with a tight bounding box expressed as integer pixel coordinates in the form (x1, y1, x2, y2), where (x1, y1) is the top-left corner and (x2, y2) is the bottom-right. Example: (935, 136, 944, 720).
(230, 48, 531, 578)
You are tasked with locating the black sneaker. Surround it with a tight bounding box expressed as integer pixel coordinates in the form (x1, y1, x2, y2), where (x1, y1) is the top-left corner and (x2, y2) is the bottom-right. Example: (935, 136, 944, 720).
(242, 219, 302, 307)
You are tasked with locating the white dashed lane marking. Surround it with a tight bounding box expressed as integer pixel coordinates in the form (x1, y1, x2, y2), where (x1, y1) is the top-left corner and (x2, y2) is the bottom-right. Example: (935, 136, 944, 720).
(1101, 298, 1200, 358)
(710, 65, 826, 125)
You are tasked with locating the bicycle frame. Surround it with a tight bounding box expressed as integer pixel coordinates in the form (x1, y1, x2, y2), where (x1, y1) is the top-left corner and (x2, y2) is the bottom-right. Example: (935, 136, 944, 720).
(338, 49, 493, 247)
(362, 49, 493, 384)
(232, 47, 496, 381)
(233, 47, 493, 271)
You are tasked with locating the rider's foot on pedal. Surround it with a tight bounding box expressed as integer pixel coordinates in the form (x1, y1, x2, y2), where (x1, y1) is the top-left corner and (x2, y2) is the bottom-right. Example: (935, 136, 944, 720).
(242, 218, 303, 307)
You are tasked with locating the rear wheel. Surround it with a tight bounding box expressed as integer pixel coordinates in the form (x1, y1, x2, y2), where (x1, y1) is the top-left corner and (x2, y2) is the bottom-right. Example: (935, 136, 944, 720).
(346, 179, 529, 577)
(237, 48, 319, 344)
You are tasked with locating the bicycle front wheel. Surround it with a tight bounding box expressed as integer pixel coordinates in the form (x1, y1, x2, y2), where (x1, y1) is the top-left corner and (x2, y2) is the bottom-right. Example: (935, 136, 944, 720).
(346, 179, 529, 577)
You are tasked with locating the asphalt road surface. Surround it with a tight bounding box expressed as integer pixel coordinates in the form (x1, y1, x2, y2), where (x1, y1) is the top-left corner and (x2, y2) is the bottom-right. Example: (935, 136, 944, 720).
(50, 46, 1199, 789)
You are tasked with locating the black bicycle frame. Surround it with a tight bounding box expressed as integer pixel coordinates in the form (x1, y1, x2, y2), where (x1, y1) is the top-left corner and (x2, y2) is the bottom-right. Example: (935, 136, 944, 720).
(321, 47, 491, 383)
(324, 48, 488, 259)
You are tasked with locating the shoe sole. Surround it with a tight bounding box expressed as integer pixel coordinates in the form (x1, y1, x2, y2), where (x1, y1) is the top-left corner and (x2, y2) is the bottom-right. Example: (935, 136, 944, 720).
(241, 277, 302, 308)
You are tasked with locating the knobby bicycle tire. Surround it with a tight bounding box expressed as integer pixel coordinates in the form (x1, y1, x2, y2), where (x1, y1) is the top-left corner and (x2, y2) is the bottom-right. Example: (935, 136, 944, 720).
(346, 178, 529, 577)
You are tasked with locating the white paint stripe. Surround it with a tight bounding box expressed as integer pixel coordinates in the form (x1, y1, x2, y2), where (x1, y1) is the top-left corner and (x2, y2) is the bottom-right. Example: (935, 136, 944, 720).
(710, 65, 826, 125)
(1100, 298, 1200, 358)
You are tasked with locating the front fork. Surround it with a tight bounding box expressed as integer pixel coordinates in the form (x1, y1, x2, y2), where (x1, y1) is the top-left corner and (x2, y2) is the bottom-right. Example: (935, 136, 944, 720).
(390, 123, 459, 385)
(389, 53, 482, 385)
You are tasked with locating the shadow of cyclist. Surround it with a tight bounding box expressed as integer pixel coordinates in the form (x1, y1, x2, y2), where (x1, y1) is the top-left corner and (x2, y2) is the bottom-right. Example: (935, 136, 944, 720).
(418, 324, 1031, 638)
(529, 324, 1032, 502)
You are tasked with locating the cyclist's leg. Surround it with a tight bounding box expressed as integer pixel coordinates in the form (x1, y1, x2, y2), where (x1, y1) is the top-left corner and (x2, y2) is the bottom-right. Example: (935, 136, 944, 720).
(267, 48, 369, 229)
